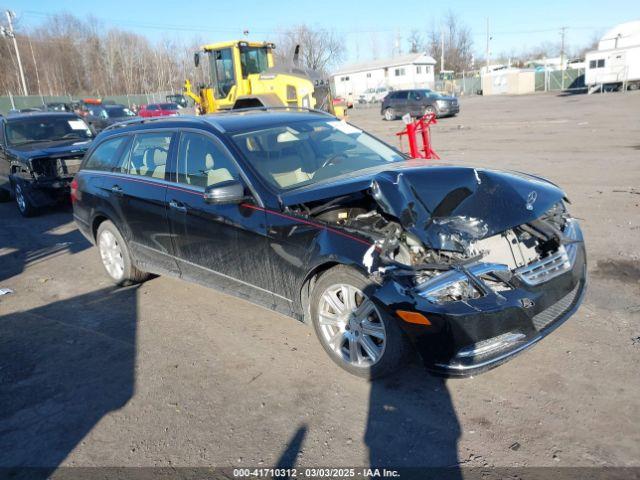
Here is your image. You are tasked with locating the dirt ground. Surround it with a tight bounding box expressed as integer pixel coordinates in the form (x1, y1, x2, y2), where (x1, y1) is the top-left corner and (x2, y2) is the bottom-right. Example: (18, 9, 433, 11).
(0, 91, 639, 473)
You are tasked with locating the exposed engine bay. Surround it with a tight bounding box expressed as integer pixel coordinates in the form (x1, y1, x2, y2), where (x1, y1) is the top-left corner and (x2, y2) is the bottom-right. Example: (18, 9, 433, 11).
(30, 156, 83, 181)
(288, 188, 576, 304)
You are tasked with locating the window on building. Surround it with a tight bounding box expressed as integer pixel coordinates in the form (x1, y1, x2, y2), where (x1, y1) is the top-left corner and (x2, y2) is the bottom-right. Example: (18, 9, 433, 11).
(366, 73, 372, 78)
(416, 66, 422, 74)
(394, 68, 405, 77)
(340, 76, 350, 82)
(597, 59, 605, 68)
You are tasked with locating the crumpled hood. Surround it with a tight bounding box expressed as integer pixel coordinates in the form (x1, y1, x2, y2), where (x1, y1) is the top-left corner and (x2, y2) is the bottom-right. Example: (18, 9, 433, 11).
(281, 163, 565, 251)
(11, 140, 91, 161)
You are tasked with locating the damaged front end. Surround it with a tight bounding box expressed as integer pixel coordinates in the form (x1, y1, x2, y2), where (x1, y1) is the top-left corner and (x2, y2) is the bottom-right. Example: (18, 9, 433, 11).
(15, 154, 84, 207)
(284, 166, 587, 375)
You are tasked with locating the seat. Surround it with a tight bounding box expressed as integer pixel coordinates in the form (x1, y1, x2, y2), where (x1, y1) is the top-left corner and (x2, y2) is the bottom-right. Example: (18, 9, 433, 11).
(205, 153, 233, 186)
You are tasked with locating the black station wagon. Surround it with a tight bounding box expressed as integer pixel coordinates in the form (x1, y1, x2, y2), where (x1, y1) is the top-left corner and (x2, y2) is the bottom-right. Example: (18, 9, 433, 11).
(73, 109, 586, 378)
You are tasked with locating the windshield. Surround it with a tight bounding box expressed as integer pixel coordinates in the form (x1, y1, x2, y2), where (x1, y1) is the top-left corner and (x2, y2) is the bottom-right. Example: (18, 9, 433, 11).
(6, 117, 93, 146)
(105, 106, 135, 117)
(231, 119, 405, 190)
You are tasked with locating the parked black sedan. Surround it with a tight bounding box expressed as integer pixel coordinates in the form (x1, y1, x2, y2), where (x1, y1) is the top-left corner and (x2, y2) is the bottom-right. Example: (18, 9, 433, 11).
(381, 89, 459, 120)
(72, 110, 586, 378)
(0, 112, 94, 216)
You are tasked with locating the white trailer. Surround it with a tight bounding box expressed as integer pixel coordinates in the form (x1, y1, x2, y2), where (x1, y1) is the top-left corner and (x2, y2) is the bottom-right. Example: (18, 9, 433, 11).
(585, 20, 640, 92)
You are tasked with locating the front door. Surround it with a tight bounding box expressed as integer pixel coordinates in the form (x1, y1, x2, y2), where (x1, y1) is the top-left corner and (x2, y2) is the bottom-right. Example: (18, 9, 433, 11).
(166, 131, 278, 309)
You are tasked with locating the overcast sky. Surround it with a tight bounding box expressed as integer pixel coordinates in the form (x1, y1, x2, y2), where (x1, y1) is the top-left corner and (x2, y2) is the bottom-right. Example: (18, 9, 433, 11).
(5, 0, 639, 65)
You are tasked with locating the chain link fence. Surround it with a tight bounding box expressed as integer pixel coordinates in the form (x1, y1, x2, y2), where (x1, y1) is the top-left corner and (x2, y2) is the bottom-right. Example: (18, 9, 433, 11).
(534, 69, 585, 92)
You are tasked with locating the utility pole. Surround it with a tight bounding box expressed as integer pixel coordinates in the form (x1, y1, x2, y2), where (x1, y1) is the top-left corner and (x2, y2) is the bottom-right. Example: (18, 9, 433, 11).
(485, 17, 490, 72)
(440, 28, 445, 73)
(2, 10, 28, 96)
(560, 26, 567, 90)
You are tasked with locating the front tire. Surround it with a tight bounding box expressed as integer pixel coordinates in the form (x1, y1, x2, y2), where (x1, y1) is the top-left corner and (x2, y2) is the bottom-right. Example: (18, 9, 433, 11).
(383, 108, 396, 121)
(96, 220, 149, 286)
(310, 265, 411, 379)
(424, 105, 437, 117)
(14, 181, 38, 217)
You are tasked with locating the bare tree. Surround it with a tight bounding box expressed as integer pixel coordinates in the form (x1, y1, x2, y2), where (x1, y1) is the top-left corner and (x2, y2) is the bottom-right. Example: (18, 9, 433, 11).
(427, 11, 474, 73)
(274, 24, 344, 74)
(407, 30, 423, 54)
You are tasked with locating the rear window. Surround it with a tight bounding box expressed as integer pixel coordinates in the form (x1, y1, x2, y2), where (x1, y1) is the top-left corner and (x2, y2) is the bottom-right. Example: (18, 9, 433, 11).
(84, 136, 128, 172)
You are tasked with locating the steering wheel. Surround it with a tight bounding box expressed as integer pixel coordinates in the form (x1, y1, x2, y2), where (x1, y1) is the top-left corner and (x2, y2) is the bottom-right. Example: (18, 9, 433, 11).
(319, 152, 348, 169)
(313, 153, 349, 181)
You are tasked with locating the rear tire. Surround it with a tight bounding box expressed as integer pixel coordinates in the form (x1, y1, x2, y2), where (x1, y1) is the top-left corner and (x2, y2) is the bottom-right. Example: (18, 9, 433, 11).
(383, 108, 396, 121)
(96, 220, 149, 286)
(310, 265, 411, 379)
(13, 181, 38, 217)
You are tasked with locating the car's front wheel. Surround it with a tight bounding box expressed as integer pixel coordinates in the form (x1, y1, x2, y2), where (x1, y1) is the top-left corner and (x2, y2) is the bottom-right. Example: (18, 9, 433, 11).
(383, 108, 396, 121)
(13, 181, 38, 217)
(424, 105, 437, 117)
(96, 220, 149, 286)
(310, 265, 411, 378)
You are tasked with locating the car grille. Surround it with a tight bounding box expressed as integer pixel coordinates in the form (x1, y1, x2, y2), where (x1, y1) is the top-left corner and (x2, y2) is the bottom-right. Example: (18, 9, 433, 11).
(532, 282, 581, 331)
(516, 245, 572, 285)
(56, 157, 83, 177)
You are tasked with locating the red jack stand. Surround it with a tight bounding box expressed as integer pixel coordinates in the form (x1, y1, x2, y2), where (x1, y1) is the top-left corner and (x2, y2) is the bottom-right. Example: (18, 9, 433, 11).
(396, 113, 440, 160)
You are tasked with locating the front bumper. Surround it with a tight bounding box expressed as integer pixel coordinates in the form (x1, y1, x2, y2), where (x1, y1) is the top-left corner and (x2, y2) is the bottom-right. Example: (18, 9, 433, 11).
(14, 176, 73, 208)
(373, 222, 586, 376)
(437, 102, 460, 116)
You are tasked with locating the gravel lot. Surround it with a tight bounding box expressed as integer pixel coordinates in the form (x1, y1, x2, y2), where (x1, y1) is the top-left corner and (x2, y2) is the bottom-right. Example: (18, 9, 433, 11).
(1, 91, 639, 473)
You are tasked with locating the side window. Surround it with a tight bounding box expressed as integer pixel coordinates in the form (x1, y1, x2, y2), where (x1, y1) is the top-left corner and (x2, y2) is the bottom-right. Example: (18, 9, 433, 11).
(84, 136, 127, 172)
(176, 132, 240, 189)
(125, 133, 172, 179)
(147, 105, 158, 111)
(394, 91, 408, 100)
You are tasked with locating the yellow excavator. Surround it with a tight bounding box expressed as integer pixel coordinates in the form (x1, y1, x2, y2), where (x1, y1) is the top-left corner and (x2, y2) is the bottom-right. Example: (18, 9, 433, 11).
(183, 40, 347, 118)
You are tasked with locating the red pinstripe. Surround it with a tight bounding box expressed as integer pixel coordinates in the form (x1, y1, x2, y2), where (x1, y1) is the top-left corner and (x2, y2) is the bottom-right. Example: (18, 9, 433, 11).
(83, 171, 373, 248)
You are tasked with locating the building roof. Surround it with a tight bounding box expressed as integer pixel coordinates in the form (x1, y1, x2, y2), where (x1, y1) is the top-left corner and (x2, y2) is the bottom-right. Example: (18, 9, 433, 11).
(598, 20, 640, 50)
(332, 53, 437, 76)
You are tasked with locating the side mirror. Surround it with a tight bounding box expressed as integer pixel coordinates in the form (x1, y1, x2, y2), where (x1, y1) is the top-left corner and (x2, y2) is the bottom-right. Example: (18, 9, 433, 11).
(203, 181, 245, 205)
(194, 52, 200, 68)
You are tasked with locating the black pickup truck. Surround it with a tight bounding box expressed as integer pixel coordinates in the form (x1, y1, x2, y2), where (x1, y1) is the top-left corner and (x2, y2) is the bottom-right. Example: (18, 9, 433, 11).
(0, 112, 94, 216)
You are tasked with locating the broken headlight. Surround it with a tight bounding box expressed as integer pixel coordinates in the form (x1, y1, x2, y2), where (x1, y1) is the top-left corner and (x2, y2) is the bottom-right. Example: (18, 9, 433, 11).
(415, 270, 481, 304)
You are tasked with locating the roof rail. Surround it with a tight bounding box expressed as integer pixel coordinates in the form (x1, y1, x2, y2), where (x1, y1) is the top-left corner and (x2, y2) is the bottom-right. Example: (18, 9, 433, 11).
(101, 115, 211, 132)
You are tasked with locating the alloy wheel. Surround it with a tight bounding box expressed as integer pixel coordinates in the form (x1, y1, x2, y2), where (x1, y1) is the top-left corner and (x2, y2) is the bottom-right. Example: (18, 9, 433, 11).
(317, 283, 386, 367)
(384, 108, 395, 121)
(15, 184, 26, 213)
(99, 230, 125, 280)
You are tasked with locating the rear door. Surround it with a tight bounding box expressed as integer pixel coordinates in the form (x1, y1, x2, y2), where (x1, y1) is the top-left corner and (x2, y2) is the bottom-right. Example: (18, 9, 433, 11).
(166, 130, 277, 309)
(102, 130, 179, 275)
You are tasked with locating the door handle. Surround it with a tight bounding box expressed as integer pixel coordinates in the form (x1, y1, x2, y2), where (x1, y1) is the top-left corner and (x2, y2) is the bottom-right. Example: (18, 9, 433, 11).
(111, 185, 123, 195)
(169, 200, 187, 213)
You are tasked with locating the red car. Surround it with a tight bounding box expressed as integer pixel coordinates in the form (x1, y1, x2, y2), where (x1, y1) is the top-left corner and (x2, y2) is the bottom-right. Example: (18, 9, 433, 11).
(138, 102, 179, 118)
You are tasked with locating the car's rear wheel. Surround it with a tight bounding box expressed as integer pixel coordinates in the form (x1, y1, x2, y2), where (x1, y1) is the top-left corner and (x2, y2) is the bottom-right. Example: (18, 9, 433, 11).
(310, 265, 411, 378)
(13, 181, 38, 217)
(383, 108, 396, 121)
(96, 220, 149, 286)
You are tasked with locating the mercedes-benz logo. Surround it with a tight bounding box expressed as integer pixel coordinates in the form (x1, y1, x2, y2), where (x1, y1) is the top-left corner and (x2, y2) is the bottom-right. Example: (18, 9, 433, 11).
(525, 191, 538, 211)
